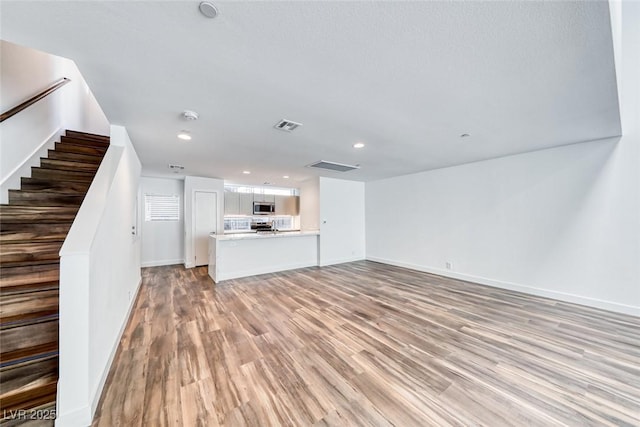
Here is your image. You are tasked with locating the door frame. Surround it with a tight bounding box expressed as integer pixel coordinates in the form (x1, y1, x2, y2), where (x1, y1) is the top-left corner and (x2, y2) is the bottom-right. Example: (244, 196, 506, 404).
(191, 190, 218, 267)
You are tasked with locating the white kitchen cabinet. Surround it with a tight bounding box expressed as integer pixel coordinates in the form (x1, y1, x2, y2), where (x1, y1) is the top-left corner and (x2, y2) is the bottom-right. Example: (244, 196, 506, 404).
(275, 195, 299, 215)
(253, 193, 275, 203)
(239, 193, 253, 215)
(224, 191, 239, 215)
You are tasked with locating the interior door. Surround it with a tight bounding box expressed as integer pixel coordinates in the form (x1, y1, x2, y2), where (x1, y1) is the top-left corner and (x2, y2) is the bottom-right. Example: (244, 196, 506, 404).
(194, 191, 217, 267)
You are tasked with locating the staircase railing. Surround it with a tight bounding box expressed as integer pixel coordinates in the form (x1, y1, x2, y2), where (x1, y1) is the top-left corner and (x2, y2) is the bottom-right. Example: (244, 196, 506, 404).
(0, 77, 71, 123)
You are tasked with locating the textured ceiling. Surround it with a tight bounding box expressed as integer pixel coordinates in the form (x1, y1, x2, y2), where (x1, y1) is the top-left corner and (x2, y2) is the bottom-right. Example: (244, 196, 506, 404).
(0, 1, 620, 185)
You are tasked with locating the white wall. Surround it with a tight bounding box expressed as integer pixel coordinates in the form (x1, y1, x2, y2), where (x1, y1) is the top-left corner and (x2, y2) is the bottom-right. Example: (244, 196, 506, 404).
(366, 1, 639, 317)
(58, 126, 142, 426)
(299, 177, 320, 231)
(366, 135, 638, 316)
(184, 175, 224, 268)
(0, 40, 109, 203)
(319, 177, 366, 266)
(365, 7, 640, 316)
(139, 176, 184, 267)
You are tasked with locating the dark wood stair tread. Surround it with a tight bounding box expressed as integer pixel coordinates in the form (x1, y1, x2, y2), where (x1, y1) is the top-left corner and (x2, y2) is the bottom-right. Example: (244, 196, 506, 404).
(0, 344, 58, 369)
(1, 224, 71, 243)
(31, 167, 96, 183)
(54, 142, 108, 157)
(0, 205, 80, 223)
(1, 289, 58, 324)
(60, 135, 109, 149)
(0, 242, 63, 267)
(65, 130, 110, 143)
(8, 190, 85, 207)
(20, 177, 91, 193)
(39, 158, 101, 173)
(47, 150, 104, 164)
(1, 316, 58, 360)
(0, 265, 59, 292)
(0, 355, 58, 414)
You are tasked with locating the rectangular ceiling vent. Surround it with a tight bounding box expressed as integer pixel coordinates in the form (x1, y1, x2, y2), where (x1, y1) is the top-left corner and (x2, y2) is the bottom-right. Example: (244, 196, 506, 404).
(168, 164, 184, 170)
(307, 160, 360, 172)
(274, 119, 302, 132)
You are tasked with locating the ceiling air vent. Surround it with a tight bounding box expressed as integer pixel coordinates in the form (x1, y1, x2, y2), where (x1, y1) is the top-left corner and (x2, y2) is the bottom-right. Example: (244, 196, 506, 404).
(168, 164, 185, 172)
(274, 119, 302, 132)
(307, 160, 360, 172)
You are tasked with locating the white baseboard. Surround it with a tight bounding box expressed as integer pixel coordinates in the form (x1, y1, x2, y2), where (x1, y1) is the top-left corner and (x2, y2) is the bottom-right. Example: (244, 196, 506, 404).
(366, 256, 640, 317)
(55, 406, 92, 427)
(88, 276, 143, 420)
(141, 259, 184, 268)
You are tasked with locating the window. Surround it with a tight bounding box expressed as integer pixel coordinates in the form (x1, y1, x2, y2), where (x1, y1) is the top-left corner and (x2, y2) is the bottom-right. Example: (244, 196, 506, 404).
(144, 194, 180, 221)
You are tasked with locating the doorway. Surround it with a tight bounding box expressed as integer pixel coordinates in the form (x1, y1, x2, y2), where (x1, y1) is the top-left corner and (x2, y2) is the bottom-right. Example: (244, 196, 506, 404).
(193, 191, 217, 267)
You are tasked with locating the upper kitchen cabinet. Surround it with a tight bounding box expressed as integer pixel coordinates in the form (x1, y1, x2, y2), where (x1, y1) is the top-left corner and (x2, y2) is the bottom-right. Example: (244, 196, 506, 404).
(275, 195, 299, 215)
(239, 193, 253, 215)
(253, 193, 275, 203)
(224, 191, 240, 215)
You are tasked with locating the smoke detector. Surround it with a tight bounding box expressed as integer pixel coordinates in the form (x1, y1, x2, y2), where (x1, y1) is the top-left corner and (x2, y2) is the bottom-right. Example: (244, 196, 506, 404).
(199, 2, 218, 19)
(183, 110, 199, 121)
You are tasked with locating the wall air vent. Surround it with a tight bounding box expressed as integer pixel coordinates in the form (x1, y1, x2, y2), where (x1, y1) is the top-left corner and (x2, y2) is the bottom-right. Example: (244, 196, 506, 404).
(307, 160, 360, 172)
(274, 119, 302, 132)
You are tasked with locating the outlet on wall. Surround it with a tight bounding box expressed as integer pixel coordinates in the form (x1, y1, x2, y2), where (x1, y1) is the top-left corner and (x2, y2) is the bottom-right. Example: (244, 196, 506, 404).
(445, 261, 453, 270)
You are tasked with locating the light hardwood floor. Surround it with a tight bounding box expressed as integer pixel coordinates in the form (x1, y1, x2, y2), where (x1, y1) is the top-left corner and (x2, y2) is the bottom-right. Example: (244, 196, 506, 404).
(92, 261, 640, 426)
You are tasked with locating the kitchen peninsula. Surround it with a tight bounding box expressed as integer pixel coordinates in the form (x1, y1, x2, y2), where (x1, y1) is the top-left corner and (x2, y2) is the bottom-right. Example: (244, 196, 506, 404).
(208, 231, 319, 282)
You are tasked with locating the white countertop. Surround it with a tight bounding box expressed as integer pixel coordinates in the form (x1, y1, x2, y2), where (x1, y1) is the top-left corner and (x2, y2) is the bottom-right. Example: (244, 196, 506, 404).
(212, 230, 319, 241)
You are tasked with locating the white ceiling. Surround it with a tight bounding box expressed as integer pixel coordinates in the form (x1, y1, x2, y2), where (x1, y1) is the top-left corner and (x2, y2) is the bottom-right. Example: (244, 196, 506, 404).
(1, 1, 620, 186)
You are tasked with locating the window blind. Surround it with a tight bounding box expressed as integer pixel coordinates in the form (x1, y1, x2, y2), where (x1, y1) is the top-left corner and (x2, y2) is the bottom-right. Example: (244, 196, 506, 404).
(144, 194, 180, 221)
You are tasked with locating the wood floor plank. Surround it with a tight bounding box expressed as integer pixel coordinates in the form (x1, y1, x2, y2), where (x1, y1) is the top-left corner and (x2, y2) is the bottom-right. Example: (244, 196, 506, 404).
(92, 261, 640, 426)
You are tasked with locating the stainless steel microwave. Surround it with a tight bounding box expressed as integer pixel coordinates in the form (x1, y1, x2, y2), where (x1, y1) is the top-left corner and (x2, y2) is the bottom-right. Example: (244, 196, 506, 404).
(253, 202, 275, 215)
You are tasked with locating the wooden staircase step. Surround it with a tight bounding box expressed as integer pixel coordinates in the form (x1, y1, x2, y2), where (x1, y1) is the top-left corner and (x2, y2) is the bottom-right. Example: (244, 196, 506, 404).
(39, 158, 101, 173)
(0, 223, 71, 243)
(60, 135, 109, 149)
(0, 206, 79, 223)
(0, 355, 58, 414)
(0, 344, 58, 369)
(0, 317, 58, 360)
(20, 177, 91, 193)
(0, 264, 59, 293)
(0, 242, 62, 267)
(54, 142, 108, 157)
(8, 190, 85, 207)
(31, 167, 96, 183)
(65, 130, 110, 143)
(47, 149, 104, 164)
(0, 290, 58, 324)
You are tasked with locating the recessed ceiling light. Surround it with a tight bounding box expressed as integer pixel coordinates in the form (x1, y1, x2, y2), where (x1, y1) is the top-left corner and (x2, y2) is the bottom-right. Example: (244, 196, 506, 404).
(177, 130, 191, 141)
(353, 142, 365, 149)
(460, 133, 470, 138)
(242, 170, 251, 174)
(283, 175, 290, 179)
(199, 1, 218, 19)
